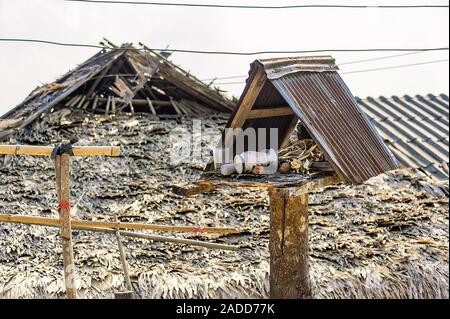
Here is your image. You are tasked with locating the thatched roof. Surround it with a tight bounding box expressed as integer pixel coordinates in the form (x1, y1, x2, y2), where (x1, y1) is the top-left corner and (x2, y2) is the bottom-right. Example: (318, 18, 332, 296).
(0, 109, 448, 299)
(0, 43, 234, 141)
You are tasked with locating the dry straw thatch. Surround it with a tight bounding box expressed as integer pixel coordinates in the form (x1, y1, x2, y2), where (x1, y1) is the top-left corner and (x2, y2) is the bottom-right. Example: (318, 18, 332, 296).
(0, 110, 448, 299)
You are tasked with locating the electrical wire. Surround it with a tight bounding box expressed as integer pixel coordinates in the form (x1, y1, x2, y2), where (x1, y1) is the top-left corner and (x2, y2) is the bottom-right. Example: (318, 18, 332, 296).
(213, 58, 450, 85)
(2, 38, 447, 56)
(341, 58, 449, 75)
(64, 0, 449, 10)
(201, 51, 447, 81)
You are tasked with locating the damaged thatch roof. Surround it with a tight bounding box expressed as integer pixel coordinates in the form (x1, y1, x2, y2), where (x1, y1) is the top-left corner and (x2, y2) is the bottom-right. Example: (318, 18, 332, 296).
(0, 42, 234, 141)
(0, 110, 448, 299)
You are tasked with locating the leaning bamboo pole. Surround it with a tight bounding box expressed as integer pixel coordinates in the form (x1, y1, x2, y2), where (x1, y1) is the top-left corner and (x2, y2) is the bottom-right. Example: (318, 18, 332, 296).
(79, 226, 238, 251)
(0, 214, 240, 235)
(0, 145, 121, 157)
(0, 215, 237, 251)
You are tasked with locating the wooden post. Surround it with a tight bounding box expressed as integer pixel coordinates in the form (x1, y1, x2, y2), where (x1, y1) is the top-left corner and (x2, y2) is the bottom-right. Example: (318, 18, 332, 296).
(268, 187, 311, 299)
(55, 154, 78, 299)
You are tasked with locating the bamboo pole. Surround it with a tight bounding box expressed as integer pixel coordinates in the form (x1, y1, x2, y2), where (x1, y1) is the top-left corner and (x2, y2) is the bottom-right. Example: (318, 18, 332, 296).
(0, 215, 238, 251)
(0, 145, 121, 157)
(55, 154, 78, 299)
(116, 229, 133, 292)
(0, 214, 240, 235)
(115, 217, 134, 294)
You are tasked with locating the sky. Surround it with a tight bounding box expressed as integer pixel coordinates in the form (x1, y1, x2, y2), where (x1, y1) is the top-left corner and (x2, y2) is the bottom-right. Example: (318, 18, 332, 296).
(0, 0, 448, 116)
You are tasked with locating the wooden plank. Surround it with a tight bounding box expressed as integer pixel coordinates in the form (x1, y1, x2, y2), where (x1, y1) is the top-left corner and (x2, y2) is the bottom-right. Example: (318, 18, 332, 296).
(55, 154, 78, 299)
(0, 145, 121, 157)
(269, 188, 311, 299)
(247, 107, 294, 119)
(196, 172, 339, 190)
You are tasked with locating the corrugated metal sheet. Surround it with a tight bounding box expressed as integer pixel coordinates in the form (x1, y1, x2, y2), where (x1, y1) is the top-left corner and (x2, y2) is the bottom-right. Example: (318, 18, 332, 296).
(213, 56, 400, 184)
(357, 94, 449, 179)
(265, 66, 400, 184)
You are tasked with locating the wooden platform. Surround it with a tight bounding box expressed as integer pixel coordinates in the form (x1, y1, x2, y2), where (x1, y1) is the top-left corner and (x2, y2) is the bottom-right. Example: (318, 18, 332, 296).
(173, 172, 342, 197)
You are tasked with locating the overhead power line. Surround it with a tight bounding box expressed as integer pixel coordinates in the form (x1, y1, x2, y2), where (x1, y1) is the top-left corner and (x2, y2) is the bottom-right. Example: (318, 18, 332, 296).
(0, 38, 101, 49)
(64, 0, 449, 9)
(0, 38, 448, 56)
(201, 51, 447, 81)
(341, 58, 449, 75)
(213, 58, 450, 85)
(339, 51, 429, 66)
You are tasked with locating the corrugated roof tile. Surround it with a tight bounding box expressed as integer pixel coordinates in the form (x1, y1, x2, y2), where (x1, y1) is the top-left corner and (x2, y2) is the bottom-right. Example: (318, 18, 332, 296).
(358, 94, 449, 180)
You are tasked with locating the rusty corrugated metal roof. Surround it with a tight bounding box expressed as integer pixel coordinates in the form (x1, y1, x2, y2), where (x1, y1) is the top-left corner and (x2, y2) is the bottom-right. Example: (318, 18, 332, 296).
(214, 56, 400, 184)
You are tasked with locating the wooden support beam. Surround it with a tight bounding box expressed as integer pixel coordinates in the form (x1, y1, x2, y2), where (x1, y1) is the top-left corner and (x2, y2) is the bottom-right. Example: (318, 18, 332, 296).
(82, 100, 90, 110)
(65, 95, 80, 108)
(221, 68, 267, 153)
(105, 96, 111, 115)
(170, 98, 183, 115)
(269, 188, 311, 299)
(247, 107, 294, 119)
(111, 96, 116, 114)
(146, 98, 156, 115)
(76, 95, 86, 109)
(95, 97, 172, 107)
(87, 64, 113, 97)
(0, 215, 239, 251)
(55, 154, 78, 299)
(92, 95, 99, 111)
(128, 101, 135, 115)
(0, 214, 240, 235)
(0, 145, 121, 157)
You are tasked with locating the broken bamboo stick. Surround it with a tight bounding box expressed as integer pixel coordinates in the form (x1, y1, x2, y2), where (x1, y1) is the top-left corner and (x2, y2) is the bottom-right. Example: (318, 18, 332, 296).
(115, 217, 133, 293)
(0, 214, 240, 234)
(0, 215, 238, 251)
(0, 145, 121, 157)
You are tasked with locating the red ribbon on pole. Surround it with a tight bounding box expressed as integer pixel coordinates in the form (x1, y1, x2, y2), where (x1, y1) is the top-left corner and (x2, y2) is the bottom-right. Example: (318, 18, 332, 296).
(58, 201, 71, 213)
